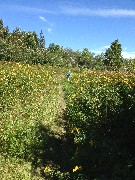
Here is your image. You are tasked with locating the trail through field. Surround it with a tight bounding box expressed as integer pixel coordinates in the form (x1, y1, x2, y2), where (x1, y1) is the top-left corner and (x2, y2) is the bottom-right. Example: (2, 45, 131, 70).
(58, 84, 70, 172)
(33, 78, 73, 176)
(49, 80, 74, 173)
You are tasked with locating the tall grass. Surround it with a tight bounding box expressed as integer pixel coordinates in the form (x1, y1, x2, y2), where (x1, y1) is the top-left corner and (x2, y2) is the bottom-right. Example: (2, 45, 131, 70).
(0, 61, 66, 179)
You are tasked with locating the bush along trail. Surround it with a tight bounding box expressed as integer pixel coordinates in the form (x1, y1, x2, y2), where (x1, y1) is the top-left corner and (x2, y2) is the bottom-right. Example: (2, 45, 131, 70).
(0, 61, 68, 179)
(64, 69, 135, 179)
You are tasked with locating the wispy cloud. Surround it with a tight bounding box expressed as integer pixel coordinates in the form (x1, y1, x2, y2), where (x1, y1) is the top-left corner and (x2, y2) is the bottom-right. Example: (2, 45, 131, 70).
(2, 4, 55, 15)
(47, 28, 53, 34)
(61, 6, 135, 17)
(39, 16, 47, 22)
(4, 3, 135, 18)
(39, 16, 54, 34)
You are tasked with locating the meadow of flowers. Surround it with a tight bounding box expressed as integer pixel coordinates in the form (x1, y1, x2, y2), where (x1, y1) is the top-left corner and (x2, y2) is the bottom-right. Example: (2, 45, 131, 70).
(65, 69, 135, 179)
(1, 61, 135, 179)
(0, 61, 66, 179)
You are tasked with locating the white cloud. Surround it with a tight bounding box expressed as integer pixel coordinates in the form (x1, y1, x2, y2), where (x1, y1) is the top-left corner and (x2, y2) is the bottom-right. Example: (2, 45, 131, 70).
(97, 9, 135, 17)
(3, 4, 55, 14)
(102, 45, 110, 49)
(92, 50, 103, 55)
(39, 16, 47, 22)
(92, 47, 135, 59)
(91, 45, 110, 55)
(122, 51, 135, 59)
(39, 16, 54, 34)
(47, 28, 53, 34)
(61, 6, 135, 17)
(4, 4, 135, 18)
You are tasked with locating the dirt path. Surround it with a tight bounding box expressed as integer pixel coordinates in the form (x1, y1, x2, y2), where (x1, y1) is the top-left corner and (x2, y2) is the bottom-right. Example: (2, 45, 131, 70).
(59, 86, 68, 171)
(58, 83, 74, 173)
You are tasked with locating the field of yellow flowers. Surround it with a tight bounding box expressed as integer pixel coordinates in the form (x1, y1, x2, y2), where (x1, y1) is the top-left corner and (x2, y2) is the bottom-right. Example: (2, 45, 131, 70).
(0, 61, 67, 179)
(65, 69, 135, 179)
(1, 62, 135, 179)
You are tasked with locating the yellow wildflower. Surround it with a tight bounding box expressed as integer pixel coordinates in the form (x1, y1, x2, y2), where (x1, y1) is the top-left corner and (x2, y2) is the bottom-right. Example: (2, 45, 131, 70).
(73, 166, 81, 172)
(76, 128, 80, 133)
(70, 129, 74, 134)
(71, 128, 80, 134)
(44, 166, 51, 173)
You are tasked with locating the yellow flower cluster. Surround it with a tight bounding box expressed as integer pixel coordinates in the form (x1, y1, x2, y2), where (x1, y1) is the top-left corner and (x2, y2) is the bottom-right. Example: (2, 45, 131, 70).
(71, 128, 80, 134)
(73, 166, 81, 172)
(44, 166, 52, 173)
(0, 61, 63, 127)
(68, 70, 135, 100)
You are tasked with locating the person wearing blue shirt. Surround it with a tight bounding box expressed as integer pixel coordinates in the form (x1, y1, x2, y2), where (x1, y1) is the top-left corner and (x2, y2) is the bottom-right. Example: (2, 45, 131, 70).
(67, 70, 71, 81)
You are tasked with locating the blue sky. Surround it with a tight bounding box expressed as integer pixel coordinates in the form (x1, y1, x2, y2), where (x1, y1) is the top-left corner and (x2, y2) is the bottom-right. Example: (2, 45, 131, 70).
(1, 0, 135, 58)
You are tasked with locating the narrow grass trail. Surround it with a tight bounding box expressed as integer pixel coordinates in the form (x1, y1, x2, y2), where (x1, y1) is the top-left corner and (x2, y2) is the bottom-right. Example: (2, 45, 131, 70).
(54, 74, 70, 170)
(33, 74, 73, 178)
(49, 75, 74, 174)
(58, 82, 71, 172)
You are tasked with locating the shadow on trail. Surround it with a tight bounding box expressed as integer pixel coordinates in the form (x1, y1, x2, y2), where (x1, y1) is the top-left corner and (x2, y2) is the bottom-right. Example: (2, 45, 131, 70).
(31, 110, 75, 176)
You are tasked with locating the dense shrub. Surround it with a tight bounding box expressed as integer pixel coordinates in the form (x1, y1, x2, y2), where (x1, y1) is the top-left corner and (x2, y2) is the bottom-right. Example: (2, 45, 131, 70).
(0, 61, 62, 159)
(65, 70, 135, 179)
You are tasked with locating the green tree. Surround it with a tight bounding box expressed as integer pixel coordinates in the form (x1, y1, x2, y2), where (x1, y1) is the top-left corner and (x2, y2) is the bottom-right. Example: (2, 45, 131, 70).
(94, 53, 105, 70)
(24, 31, 39, 49)
(78, 48, 93, 68)
(39, 30, 45, 48)
(0, 19, 9, 39)
(46, 43, 63, 66)
(104, 39, 123, 70)
(0, 19, 10, 61)
(63, 48, 81, 67)
(127, 58, 135, 72)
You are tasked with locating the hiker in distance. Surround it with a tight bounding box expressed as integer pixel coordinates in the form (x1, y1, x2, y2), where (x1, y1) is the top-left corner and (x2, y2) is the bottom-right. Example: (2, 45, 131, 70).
(67, 70, 71, 81)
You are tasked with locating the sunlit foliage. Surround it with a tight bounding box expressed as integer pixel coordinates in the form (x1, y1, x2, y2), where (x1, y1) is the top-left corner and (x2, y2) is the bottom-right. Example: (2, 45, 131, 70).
(65, 69, 135, 179)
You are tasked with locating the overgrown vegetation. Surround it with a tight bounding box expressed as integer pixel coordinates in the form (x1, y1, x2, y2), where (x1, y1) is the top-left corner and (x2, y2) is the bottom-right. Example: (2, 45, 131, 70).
(0, 19, 135, 179)
(65, 70, 135, 179)
(0, 61, 67, 179)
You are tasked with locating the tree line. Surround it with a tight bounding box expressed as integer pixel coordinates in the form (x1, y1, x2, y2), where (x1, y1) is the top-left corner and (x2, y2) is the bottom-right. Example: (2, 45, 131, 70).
(0, 19, 134, 71)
